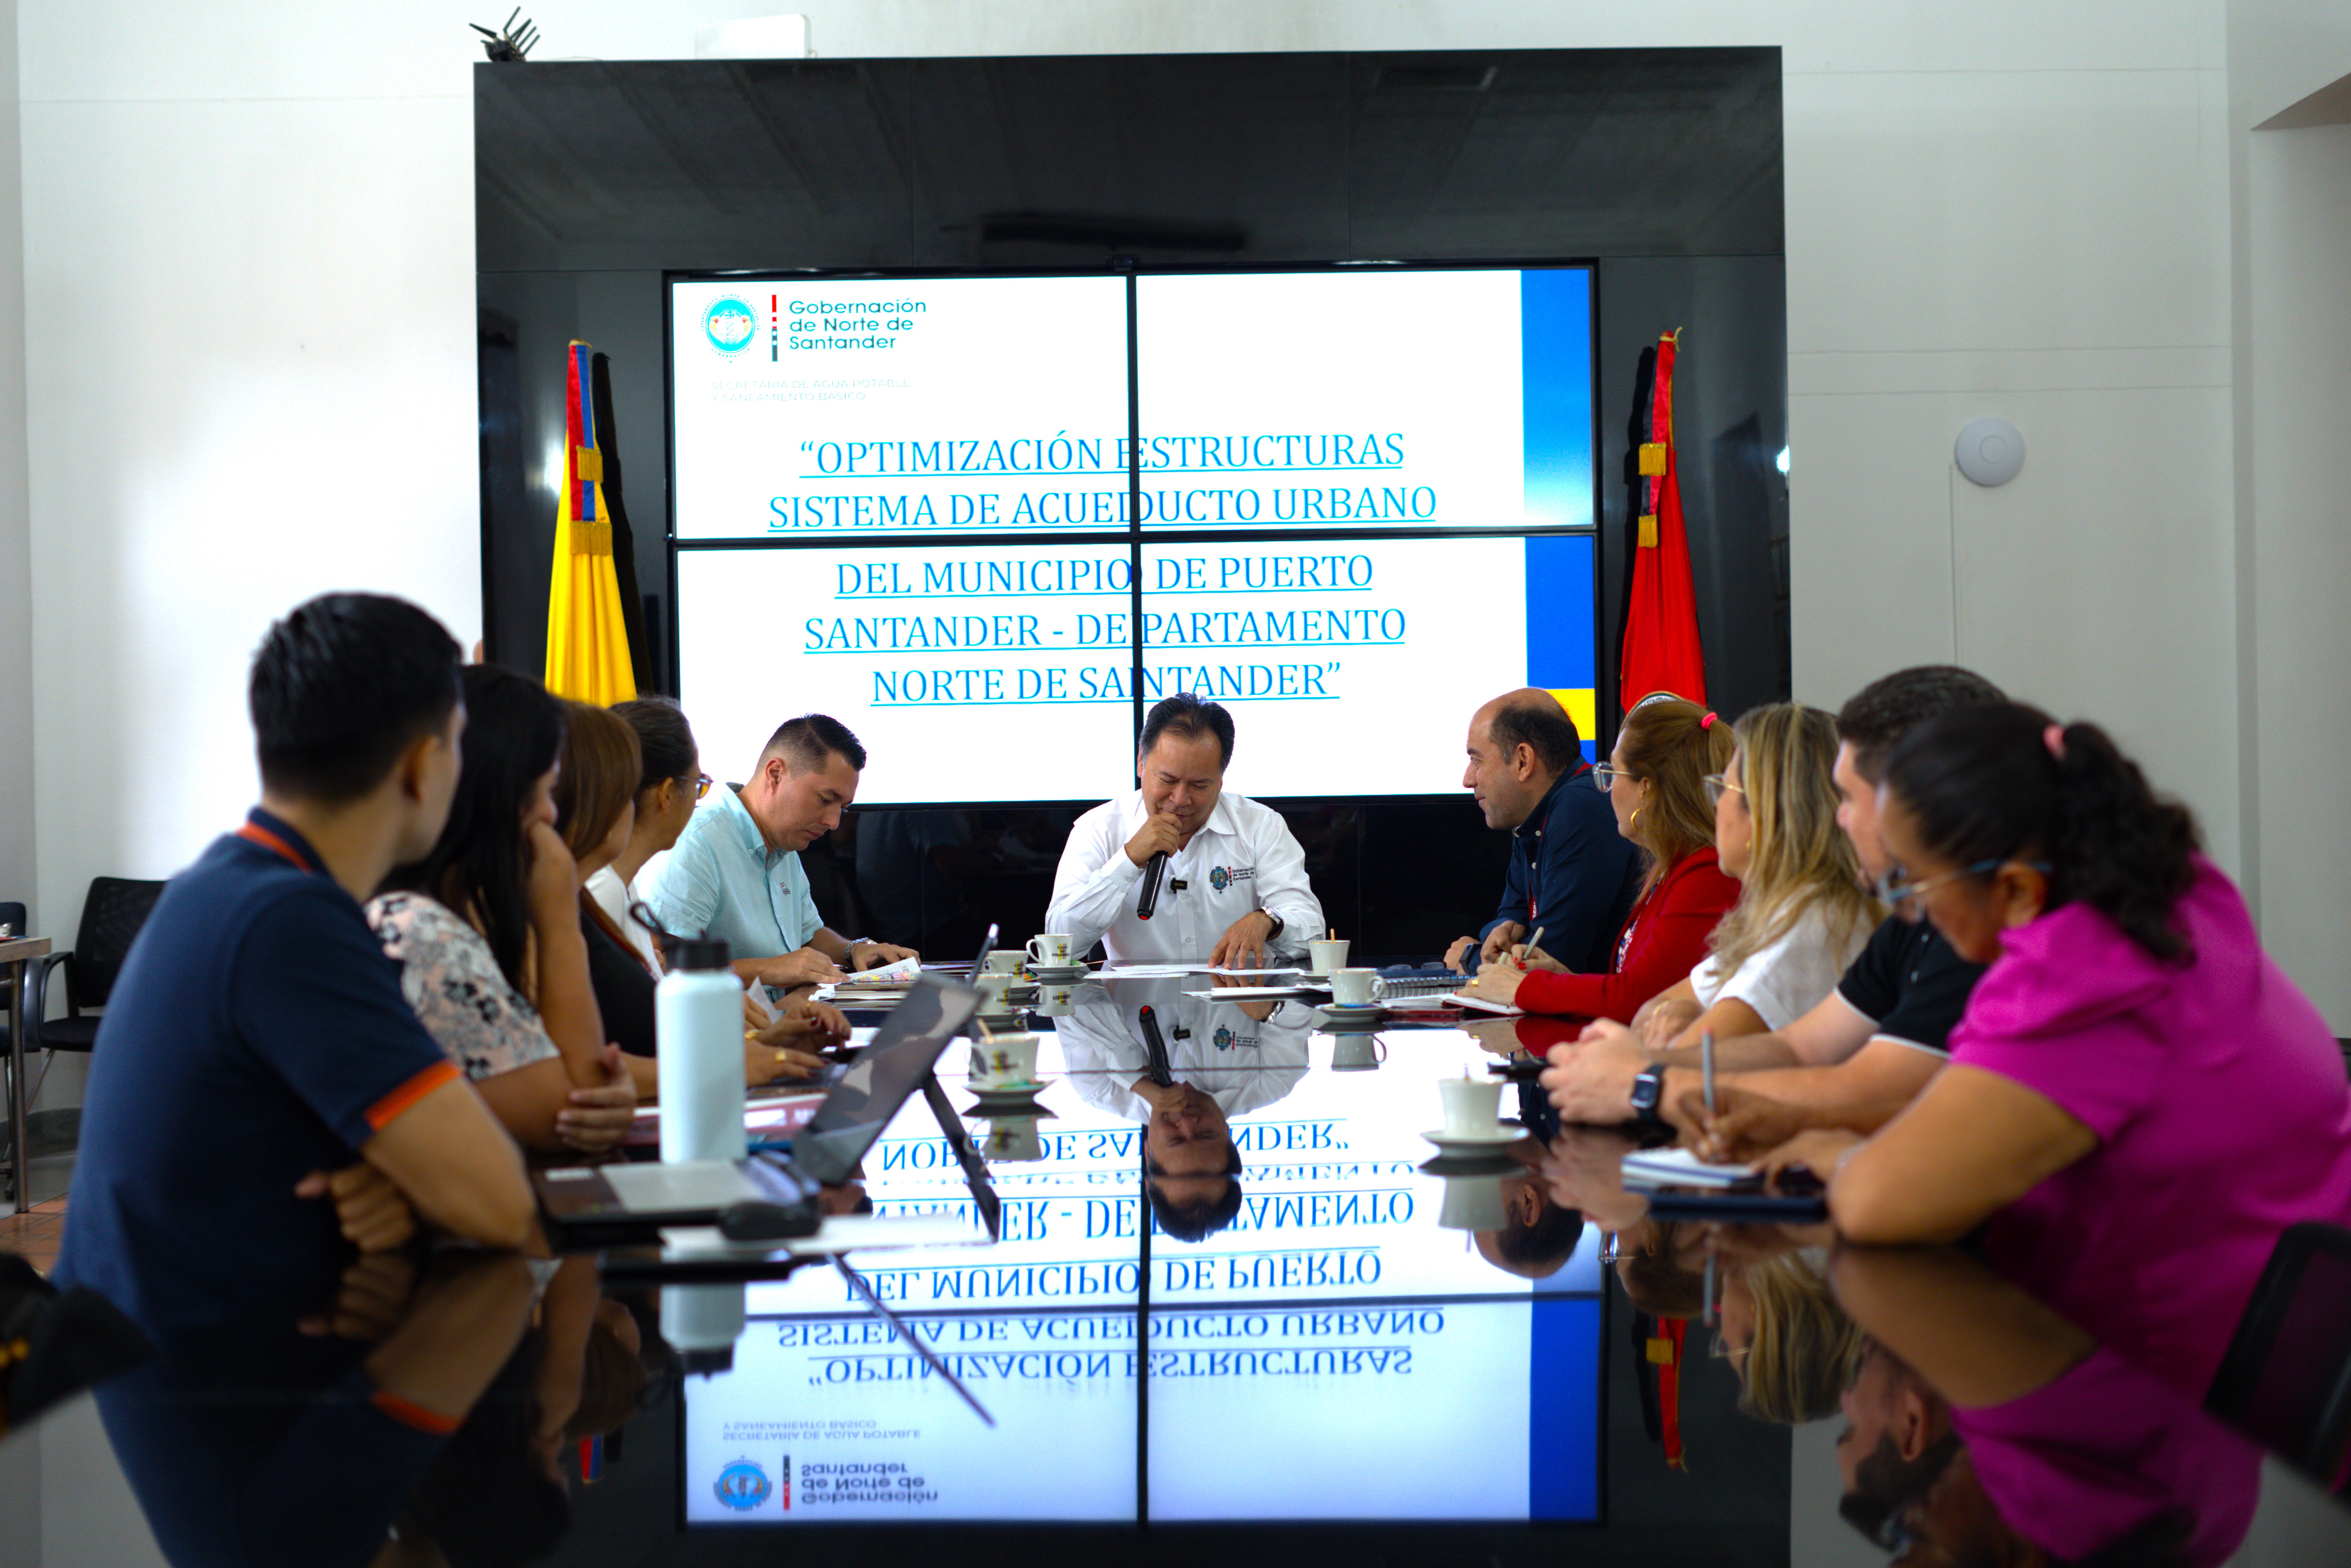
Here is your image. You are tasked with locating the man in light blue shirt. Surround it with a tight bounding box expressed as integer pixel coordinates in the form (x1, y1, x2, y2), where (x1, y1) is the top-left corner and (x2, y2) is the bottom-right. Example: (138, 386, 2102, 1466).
(647, 714, 916, 992)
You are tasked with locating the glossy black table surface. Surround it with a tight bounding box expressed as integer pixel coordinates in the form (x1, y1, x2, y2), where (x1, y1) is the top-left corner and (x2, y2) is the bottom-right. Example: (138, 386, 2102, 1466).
(39, 972, 2351, 1568)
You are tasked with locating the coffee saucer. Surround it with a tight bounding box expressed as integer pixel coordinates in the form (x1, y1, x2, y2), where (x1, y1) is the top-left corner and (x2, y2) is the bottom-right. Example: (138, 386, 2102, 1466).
(1026, 965, 1090, 982)
(1420, 1125, 1532, 1156)
(968, 1077, 1053, 1103)
(1319, 1001, 1383, 1014)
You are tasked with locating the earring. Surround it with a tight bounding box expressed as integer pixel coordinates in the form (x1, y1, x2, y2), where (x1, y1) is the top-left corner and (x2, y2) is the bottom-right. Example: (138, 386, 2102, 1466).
(1629, 806, 1641, 828)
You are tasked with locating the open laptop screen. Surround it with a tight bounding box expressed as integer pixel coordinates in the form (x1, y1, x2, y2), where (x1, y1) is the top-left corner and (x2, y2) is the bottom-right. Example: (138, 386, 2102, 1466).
(792, 973, 980, 1185)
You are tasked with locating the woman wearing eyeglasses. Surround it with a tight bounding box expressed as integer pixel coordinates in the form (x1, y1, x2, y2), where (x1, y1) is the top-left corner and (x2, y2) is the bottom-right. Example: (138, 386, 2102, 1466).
(1464, 693, 1739, 1023)
(1642, 704, 1878, 1045)
(585, 696, 710, 973)
(1728, 702, 2351, 1401)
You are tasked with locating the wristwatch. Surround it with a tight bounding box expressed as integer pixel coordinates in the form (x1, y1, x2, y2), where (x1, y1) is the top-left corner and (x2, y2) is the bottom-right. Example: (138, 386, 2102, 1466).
(1261, 912, 1285, 941)
(1627, 1064, 1669, 1131)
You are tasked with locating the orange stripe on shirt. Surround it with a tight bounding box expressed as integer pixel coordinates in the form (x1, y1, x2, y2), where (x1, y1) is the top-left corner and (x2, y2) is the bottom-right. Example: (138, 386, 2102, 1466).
(371, 1388, 461, 1436)
(363, 1058, 461, 1132)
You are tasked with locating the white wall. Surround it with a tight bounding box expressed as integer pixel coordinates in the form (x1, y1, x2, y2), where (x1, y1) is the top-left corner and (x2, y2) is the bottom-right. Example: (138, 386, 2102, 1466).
(8, 0, 2274, 1040)
(2227, 2, 2351, 1025)
(0, 0, 27, 927)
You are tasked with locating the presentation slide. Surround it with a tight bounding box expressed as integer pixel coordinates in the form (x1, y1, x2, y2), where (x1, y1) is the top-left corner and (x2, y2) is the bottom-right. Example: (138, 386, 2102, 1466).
(668, 267, 1590, 542)
(683, 1307, 1141, 1525)
(672, 275, 1131, 542)
(683, 1300, 1595, 1525)
(1134, 269, 1592, 533)
(674, 534, 1595, 804)
(682, 1020, 1601, 1525)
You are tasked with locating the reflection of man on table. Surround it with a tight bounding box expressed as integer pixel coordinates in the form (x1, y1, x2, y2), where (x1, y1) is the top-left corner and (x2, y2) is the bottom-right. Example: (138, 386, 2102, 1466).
(1046, 693, 1326, 968)
(1055, 973, 1313, 1240)
(1472, 1134, 1586, 1281)
(646, 714, 916, 996)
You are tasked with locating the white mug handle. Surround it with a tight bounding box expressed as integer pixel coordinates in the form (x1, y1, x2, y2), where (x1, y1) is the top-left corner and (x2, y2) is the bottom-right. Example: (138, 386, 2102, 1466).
(1026, 935, 1050, 964)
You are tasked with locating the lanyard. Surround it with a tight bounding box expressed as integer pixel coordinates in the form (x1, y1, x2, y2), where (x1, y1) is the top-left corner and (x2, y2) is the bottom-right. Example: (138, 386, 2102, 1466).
(1526, 763, 1594, 925)
(236, 820, 320, 875)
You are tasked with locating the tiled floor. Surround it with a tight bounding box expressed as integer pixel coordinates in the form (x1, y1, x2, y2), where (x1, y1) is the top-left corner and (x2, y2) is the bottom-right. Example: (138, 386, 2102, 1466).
(0, 1191, 66, 1275)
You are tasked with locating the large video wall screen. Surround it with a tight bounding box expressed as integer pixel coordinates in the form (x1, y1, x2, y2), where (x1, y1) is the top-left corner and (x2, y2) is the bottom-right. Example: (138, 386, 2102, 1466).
(670, 269, 1597, 803)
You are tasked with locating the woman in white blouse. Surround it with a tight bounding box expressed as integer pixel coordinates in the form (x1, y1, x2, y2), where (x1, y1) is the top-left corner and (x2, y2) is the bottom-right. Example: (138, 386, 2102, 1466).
(1628, 703, 1879, 1050)
(368, 665, 636, 1154)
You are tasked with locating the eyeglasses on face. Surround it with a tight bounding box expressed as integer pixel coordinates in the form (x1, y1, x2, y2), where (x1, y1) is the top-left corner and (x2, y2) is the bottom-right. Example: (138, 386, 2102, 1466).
(693, 773, 715, 800)
(1593, 764, 1641, 791)
(1702, 772, 1746, 806)
(1874, 857, 2049, 917)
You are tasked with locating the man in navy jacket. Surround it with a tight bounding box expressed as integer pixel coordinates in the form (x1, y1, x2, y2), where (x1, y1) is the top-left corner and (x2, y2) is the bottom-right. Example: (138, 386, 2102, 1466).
(1445, 689, 1641, 977)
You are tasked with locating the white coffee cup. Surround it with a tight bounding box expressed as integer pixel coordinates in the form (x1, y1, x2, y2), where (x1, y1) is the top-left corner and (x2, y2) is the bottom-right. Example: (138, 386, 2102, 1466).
(1026, 933, 1076, 969)
(1034, 981, 1080, 1017)
(1330, 1035, 1386, 1072)
(1439, 1075, 1503, 1137)
(983, 949, 1026, 976)
(973, 972, 1017, 1012)
(1436, 1173, 1512, 1231)
(979, 1117, 1046, 1162)
(970, 1031, 1040, 1090)
(1329, 967, 1386, 1007)
(1308, 937, 1348, 975)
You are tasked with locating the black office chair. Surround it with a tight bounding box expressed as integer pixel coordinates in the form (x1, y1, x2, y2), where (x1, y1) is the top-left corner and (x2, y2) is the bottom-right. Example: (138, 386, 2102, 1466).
(2206, 1222, 2351, 1485)
(0, 902, 24, 1061)
(24, 878, 166, 1104)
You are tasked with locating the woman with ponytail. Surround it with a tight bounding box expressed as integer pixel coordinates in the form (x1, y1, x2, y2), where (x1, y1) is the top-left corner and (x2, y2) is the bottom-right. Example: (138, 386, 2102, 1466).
(1741, 702, 2351, 1398)
(1465, 695, 1740, 1022)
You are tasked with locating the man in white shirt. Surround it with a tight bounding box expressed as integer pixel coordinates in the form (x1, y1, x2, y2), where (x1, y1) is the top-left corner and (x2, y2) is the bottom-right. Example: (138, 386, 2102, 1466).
(1046, 693, 1326, 968)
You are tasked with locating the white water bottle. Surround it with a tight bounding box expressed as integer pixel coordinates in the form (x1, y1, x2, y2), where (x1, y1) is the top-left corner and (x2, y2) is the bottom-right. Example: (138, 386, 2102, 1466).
(657, 935, 746, 1164)
(661, 1281, 747, 1377)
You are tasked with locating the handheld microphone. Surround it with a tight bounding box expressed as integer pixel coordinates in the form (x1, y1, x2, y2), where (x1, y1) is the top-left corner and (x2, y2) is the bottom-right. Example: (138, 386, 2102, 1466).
(1135, 851, 1169, 920)
(1138, 1005, 1175, 1086)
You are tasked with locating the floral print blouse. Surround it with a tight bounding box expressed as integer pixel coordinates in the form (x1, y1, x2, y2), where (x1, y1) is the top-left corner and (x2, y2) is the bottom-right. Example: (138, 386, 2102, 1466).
(366, 891, 558, 1081)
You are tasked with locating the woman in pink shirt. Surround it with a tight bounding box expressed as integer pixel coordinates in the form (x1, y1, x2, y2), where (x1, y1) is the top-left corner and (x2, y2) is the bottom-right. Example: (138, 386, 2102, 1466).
(1745, 702, 2351, 1400)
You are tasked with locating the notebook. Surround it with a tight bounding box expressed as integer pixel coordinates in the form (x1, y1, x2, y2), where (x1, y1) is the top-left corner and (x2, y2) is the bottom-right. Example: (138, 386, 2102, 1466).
(1618, 1146, 1763, 1190)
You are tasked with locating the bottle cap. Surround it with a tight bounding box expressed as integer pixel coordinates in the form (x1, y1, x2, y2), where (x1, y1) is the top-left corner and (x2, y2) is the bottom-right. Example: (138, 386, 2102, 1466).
(671, 935, 732, 971)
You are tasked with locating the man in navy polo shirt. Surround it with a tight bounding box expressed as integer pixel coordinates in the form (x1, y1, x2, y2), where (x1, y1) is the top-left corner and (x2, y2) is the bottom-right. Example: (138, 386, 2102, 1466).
(1446, 689, 1641, 976)
(57, 593, 536, 1352)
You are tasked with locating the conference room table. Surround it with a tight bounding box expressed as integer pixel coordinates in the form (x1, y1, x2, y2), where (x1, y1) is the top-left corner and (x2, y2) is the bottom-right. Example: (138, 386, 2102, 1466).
(49, 972, 2351, 1567)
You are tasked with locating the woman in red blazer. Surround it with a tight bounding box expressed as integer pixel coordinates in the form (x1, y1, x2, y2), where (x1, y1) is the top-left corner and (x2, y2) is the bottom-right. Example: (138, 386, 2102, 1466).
(1462, 694, 1739, 1023)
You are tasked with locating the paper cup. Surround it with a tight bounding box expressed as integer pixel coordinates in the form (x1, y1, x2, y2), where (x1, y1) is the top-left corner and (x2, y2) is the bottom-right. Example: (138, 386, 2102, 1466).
(1308, 938, 1348, 974)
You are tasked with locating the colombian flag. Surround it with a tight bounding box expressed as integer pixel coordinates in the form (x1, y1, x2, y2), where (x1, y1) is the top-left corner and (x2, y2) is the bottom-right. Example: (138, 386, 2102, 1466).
(545, 341, 637, 703)
(1619, 331, 1706, 711)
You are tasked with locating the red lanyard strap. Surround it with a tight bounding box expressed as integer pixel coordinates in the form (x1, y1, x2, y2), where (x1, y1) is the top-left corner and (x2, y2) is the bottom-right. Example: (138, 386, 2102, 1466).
(236, 821, 318, 874)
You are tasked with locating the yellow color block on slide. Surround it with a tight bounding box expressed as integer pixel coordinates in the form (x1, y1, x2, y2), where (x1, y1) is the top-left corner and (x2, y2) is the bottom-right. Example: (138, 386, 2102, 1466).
(1548, 688, 1597, 740)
